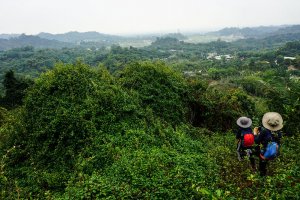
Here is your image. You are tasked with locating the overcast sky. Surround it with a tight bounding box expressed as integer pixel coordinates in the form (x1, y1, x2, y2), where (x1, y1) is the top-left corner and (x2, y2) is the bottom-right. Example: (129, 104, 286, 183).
(0, 0, 300, 35)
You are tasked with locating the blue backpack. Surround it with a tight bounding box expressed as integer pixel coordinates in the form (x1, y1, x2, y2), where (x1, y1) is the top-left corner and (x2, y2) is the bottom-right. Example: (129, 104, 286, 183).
(260, 142, 279, 160)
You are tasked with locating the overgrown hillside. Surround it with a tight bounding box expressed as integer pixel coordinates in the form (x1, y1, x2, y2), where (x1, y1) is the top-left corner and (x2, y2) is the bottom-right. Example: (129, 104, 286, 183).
(0, 59, 299, 199)
(0, 34, 299, 199)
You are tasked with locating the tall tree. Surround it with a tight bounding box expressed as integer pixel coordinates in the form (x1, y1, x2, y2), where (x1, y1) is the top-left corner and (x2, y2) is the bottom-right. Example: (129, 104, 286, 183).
(1, 70, 32, 108)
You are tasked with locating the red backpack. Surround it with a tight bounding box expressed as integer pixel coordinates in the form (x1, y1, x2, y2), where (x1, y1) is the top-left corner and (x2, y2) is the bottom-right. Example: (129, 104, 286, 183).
(242, 131, 255, 147)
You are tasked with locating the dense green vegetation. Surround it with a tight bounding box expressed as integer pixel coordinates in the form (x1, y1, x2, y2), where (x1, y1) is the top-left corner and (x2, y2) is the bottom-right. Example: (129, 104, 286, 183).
(0, 31, 299, 199)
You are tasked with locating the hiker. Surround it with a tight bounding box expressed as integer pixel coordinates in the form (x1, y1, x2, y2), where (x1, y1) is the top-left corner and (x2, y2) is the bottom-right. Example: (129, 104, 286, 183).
(254, 112, 283, 176)
(236, 116, 256, 170)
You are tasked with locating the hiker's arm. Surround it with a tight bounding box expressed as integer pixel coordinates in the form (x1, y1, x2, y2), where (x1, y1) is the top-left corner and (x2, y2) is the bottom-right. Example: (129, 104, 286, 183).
(274, 131, 283, 145)
(235, 128, 241, 140)
(255, 127, 263, 144)
(277, 131, 282, 139)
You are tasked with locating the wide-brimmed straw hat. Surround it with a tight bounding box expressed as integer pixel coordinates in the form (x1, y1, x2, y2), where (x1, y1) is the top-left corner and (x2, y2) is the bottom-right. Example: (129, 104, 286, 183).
(262, 112, 283, 131)
(237, 117, 252, 128)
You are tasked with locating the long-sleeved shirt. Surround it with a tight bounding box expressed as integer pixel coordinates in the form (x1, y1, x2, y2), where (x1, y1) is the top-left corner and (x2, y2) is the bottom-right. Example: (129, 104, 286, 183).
(235, 127, 253, 140)
(255, 126, 282, 149)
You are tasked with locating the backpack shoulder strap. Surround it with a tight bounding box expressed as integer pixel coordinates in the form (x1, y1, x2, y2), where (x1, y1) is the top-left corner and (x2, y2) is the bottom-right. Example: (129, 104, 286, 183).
(241, 127, 253, 135)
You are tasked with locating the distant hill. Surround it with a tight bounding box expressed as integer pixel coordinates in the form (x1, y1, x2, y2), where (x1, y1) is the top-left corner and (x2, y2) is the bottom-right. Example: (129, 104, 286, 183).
(0, 34, 20, 39)
(270, 25, 300, 36)
(209, 25, 290, 38)
(262, 32, 300, 45)
(209, 25, 300, 39)
(0, 34, 74, 51)
(0, 31, 149, 50)
(162, 33, 187, 40)
(1, 25, 300, 51)
(37, 31, 123, 43)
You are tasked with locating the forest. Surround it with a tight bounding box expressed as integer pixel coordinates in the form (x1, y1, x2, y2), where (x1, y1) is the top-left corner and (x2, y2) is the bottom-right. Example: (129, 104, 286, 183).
(0, 28, 300, 199)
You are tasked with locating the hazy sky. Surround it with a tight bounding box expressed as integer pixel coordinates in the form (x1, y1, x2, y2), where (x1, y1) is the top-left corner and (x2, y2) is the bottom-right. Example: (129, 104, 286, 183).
(0, 0, 300, 35)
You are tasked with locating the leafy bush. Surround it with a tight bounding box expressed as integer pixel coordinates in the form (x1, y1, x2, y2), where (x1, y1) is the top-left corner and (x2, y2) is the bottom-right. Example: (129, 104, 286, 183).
(0, 107, 8, 127)
(0, 70, 33, 109)
(190, 85, 256, 131)
(64, 125, 219, 199)
(119, 61, 188, 124)
(1, 62, 143, 197)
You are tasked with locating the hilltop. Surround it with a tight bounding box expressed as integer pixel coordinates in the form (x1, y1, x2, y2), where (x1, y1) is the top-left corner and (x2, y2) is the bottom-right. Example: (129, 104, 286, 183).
(0, 34, 74, 51)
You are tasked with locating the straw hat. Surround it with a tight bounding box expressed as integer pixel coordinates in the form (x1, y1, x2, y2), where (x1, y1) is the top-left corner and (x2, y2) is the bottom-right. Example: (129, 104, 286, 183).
(262, 112, 283, 131)
(237, 117, 252, 128)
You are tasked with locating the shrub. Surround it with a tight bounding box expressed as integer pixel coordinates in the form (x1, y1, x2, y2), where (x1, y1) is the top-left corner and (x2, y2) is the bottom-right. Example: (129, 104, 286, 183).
(191, 86, 256, 131)
(119, 61, 188, 124)
(2, 62, 142, 196)
(64, 126, 219, 199)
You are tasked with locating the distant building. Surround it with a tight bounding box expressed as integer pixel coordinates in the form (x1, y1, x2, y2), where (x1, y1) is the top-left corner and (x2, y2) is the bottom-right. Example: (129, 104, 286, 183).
(224, 55, 233, 60)
(183, 71, 196, 77)
(207, 52, 217, 59)
(284, 56, 296, 60)
(207, 53, 234, 60)
(214, 55, 222, 60)
(212, 54, 233, 60)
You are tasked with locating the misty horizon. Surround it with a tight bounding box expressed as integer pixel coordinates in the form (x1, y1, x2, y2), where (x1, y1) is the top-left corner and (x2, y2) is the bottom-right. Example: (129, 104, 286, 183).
(1, 0, 300, 36)
(0, 23, 298, 37)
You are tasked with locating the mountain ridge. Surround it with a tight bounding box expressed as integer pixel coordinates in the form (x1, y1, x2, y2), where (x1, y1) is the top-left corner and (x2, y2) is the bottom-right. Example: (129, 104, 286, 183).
(0, 34, 74, 51)
(1, 24, 300, 51)
(37, 31, 123, 43)
(208, 24, 299, 38)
